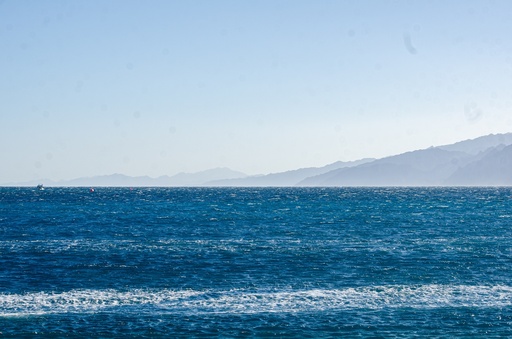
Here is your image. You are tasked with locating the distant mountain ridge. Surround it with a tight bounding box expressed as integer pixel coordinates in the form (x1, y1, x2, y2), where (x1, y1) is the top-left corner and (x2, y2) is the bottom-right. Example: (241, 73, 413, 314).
(437, 133, 512, 155)
(4, 133, 512, 187)
(205, 158, 375, 186)
(9, 168, 247, 187)
(445, 144, 512, 186)
(299, 133, 512, 186)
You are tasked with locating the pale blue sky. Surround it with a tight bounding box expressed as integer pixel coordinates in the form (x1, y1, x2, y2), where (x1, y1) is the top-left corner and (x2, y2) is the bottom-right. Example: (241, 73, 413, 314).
(1, 0, 511, 182)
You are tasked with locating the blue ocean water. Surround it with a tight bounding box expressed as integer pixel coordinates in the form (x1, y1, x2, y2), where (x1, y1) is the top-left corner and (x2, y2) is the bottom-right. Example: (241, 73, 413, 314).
(0, 187, 511, 337)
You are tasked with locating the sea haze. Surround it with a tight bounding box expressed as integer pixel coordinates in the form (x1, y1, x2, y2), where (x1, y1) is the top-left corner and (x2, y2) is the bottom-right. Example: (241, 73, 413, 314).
(6, 132, 512, 187)
(1, 187, 511, 336)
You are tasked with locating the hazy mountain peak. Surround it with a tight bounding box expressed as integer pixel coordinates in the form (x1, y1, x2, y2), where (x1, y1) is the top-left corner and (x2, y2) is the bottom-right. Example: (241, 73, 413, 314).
(205, 158, 375, 187)
(299, 132, 512, 187)
(437, 132, 512, 155)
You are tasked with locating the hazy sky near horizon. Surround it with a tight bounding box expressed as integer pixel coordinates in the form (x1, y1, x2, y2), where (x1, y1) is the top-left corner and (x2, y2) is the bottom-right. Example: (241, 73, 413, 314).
(1, 0, 512, 182)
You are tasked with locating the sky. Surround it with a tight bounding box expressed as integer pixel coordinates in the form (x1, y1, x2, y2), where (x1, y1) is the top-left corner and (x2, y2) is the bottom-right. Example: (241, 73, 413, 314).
(1, 0, 512, 183)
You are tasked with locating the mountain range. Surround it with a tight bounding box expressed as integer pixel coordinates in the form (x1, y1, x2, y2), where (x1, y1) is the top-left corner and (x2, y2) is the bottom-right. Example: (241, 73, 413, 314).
(206, 158, 374, 186)
(6, 132, 512, 187)
(8, 168, 247, 187)
(300, 133, 512, 186)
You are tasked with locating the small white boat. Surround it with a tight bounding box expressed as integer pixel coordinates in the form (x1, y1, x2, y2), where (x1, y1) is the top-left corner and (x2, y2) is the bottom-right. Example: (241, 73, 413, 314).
(36, 184, 44, 191)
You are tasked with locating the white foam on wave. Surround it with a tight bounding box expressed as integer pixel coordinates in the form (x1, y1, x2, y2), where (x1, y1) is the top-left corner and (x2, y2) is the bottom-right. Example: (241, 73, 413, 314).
(1, 285, 511, 317)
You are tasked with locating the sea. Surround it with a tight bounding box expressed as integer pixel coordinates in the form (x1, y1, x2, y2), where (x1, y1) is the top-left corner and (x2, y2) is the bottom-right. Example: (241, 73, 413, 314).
(0, 187, 511, 337)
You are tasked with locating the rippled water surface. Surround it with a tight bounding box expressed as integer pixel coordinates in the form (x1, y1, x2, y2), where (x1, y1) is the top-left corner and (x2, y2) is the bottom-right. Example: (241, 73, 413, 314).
(1, 187, 511, 337)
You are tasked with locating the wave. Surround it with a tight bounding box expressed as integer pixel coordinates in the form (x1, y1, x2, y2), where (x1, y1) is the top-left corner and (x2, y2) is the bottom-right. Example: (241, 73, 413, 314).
(1, 284, 511, 317)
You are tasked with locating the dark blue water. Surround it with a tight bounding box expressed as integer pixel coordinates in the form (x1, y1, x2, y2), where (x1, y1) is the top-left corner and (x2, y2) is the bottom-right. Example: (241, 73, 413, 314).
(1, 187, 511, 337)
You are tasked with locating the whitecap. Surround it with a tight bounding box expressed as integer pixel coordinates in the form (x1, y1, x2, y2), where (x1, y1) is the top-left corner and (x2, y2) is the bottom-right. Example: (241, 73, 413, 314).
(1, 284, 511, 317)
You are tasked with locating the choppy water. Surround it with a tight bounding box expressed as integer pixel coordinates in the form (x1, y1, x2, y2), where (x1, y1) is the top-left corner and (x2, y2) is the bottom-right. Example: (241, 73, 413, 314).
(0, 187, 511, 337)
